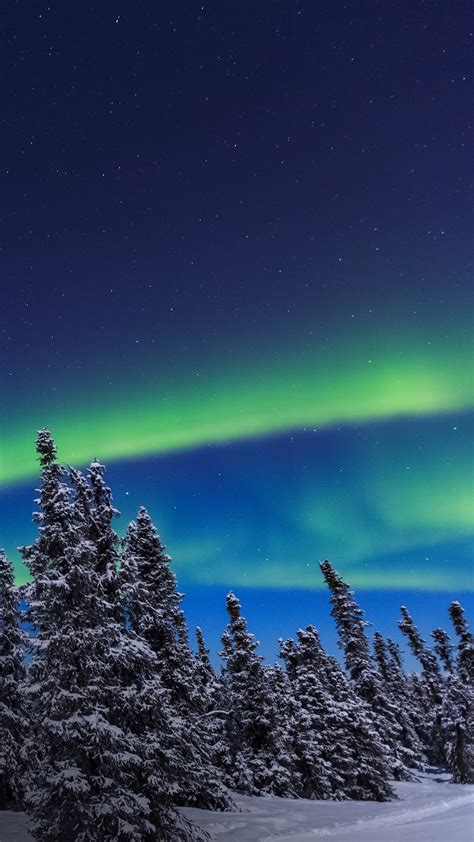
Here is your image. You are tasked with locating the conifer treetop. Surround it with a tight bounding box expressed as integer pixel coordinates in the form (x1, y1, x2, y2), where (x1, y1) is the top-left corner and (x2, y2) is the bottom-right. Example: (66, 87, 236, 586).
(35, 428, 57, 467)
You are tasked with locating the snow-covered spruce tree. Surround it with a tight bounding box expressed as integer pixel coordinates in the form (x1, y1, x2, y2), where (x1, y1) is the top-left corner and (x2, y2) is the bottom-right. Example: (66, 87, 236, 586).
(373, 631, 423, 765)
(279, 632, 343, 800)
(22, 432, 194, 842)
(319, 561, 417, 778)
(219, 592, 297, 796)
(191, 627, 233, 781)
(449, 602, 474, 681)
(398, 607, 442, 702)
(260, 662, 302, 797)
(431, 627, 455, 674)
(281, 626, 393, 801)
(121, 507, 232, 811)
(373, 631, 390, 682)
(21, 429, 76, 631)
(194, 627, 215, 689)
(398, 605, 444, 765)
(73, 464, 203, 837)
(0, 550, 29, 809)
(385, 635, 426, 746)
(441, 602, 474, 783)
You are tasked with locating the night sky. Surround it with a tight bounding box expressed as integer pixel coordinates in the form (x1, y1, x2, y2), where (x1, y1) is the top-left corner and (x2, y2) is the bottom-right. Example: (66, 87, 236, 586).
(1, 2, 472, 661)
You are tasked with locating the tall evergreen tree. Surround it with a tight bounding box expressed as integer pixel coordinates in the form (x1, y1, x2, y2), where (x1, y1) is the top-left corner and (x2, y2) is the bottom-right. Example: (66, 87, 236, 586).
(121, 509, 193, 706)
(431, 627, 454, 674)
(281, 626, 393, 801)
(320, 561, 417, 778)
(0, 550, 29, 809)
(121, 508, 232, 811)
(69, 460, 121, 619)
(379, 636, 426, 762)
(219, 592, 297, 796)
(441, 602, 474, 783)
(398, 607, 441, 701)
(398, 606, 444, 765)
(194, 627, 215, 689)
(21, 430, 77, 631)
(319, 560, 370, 686)
(373, 631, 390, 682)
(22, 432, 194, 841)
(279, 632, 343, 800)
(449, 602, 474, 681)
(373, 631, 423, 766)
(386, 638, 403, 674)
(191, 627, 232, 782)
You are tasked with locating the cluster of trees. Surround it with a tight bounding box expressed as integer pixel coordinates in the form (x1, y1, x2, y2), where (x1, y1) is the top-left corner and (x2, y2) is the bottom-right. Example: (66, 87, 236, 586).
(0, 430, 472, 841)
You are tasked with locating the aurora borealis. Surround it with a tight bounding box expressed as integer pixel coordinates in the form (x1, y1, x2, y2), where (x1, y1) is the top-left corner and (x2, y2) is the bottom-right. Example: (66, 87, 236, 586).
(2, 315, 473, 485)
(1, 2, 472, 656)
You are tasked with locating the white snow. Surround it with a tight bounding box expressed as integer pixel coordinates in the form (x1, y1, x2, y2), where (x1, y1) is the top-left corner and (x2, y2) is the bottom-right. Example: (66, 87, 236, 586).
(0, 811, 30, 842)
(0, 774, 472, 841)
(182, 773, 474, 842)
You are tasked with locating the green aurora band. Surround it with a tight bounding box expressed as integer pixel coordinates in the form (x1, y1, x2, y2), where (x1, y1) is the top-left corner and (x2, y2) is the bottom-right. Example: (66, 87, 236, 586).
(2, 331, 473, 485)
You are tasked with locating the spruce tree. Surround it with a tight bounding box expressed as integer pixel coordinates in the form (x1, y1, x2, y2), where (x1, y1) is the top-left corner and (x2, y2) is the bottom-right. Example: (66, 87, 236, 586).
(121, 509, 194, 706)
(280, 631, 342, 800)
(281, 626, 393, 801)
(373, 631, 423, 767)
(431, 627, 454, 674)
(219, 592, 297, 796)
(69, 460, 121, 619)
(386, 638, 403, 674)
(121, 508, 232, 811)
(262, 663, 302, 797)
(373, 631, 390, 682)
(191, 627, 233, 783)
(0, 550, 29, 809)
(320, 561, 417, 779)
(22, 432, 194, 841)
(398, 606, 444, 765)
(441, 602, 474, 783)
(194, 627, 215, 689)
(449, 602, 474, 681)
(398, 607, 441, 701)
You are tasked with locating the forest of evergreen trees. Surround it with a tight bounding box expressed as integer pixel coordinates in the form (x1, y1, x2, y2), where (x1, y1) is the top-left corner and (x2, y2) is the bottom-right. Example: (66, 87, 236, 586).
(0, 430, 472, 841)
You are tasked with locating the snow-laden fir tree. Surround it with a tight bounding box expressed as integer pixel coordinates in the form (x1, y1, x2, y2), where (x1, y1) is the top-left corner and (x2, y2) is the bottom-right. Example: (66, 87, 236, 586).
(449, 602, 474, 681)
(22, 432, 195, 842)
(281, 626, 393, 801)
(21, 429, 77, 631)
(219, 592, 297, 796)
(279, 632, 342, 800)
(0, 550, 29, 809)
(320, 561, 418, 778)
(69, 459, 121, 617)
(398, 605, 444, 765)
(193, 626, 230, 762)
(441, 602, 474, 783)
(398, 606, 442, 703)
(121, 507, 232, 811)
(191, 626, 233, 781)
(431, 627, 455, 674)
(385, 635, 427, 738)
(373, 631, 390, 683)
(194, 626, 215, 689)
(373, 631, 423, 766)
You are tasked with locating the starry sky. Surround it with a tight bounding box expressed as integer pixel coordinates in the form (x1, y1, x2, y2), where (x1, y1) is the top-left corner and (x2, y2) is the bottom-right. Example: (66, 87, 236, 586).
(1, 2, 472, 660)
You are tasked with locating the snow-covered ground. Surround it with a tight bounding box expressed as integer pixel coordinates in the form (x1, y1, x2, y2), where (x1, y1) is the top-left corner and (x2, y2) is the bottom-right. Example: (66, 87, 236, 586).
(1, 774, 472, 841)
(183, 773, 474, 842)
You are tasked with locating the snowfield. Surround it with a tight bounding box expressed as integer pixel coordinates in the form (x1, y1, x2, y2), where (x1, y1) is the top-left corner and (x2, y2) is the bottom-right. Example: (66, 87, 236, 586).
(184, 773, 474, 842)
(0, 774, 472, 841)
